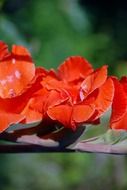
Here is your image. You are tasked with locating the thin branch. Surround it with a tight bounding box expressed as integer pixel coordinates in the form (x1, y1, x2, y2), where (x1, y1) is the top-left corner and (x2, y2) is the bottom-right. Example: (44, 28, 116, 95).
(74, 142, 127, 155)
(0, 144, 75, 153)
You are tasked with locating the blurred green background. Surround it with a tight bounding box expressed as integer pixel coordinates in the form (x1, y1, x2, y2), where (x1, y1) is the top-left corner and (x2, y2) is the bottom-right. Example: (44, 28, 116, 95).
(0, 0, 127, 189)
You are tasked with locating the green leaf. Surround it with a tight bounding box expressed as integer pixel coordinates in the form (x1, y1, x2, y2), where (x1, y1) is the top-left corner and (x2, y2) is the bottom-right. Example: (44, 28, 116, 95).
(74, 129, 127, 154)
(5, 121, 41, 132)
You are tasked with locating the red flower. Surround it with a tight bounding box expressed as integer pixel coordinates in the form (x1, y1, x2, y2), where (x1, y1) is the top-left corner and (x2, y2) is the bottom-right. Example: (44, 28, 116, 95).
(0, 42, 114, 133)
(110, 77, 127, 130)
(0, 41, 46, 132)
(32, 56, 114, 130)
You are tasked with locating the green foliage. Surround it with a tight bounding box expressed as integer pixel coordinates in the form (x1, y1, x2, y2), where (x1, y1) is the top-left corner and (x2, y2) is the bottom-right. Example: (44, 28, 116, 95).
(0, 0, 121, 71)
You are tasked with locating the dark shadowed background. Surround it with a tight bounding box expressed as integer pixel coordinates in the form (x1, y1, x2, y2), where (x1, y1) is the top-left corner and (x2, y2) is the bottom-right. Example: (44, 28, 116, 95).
(0, 0, 127, 189)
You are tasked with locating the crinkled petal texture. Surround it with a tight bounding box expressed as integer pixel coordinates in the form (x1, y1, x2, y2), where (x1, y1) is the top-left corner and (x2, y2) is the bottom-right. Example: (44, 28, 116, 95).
(40, 56, 114, 130)
(0, 41, 9, 61)
(93, 78, 114, 119)
(80, 66, 107, 97)
(47, 104, 95, 130)
(0, 41, 47, 132)
(0, 42, 35, 98)
(110, 77, 127, 130)
(58, 56, 93, 82)
(0, 44, 114, 133)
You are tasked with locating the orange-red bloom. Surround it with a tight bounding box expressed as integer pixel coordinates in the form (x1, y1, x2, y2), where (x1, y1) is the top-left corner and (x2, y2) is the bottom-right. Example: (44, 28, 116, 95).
(0, 41, 115, 133)
(0, 41, 46, 132)
(32, 56, 114, 130)
(110, 77, 127, 130)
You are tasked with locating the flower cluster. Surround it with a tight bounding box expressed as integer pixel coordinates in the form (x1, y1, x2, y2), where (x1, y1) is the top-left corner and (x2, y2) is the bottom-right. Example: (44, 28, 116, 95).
(0, 41, 126, 133)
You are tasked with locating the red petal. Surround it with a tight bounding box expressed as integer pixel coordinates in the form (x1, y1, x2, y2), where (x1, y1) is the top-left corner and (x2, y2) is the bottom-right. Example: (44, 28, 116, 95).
(42, 75, 80, 104)
(0, 41, 9, 61)
(94, 77, 114, 118)
(27, 89, 68, 116)
(0, 70, 43, 114)
(110, 78, 127, 123)
(110, 112, 127, 130)
(58, 56, 93, 82)
(35, 67, 48, 77)
(120, 76, 127, 93)
(21, 99, 43, 123)
(12, 45, 32, 59)
(46, 90, 68, 108)
(0, 45, 35, 98)
(0, 113, 24, 132)
(47, 104, 95, 129)
(80, 65, 107, 98)
(41, 75, 65, 90)
(73, 105, 95, 123)
(47, 105, 74, 128)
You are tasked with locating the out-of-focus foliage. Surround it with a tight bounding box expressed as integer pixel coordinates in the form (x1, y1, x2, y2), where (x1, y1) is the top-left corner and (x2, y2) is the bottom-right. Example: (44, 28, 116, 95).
(1, 0, 124, 71)
(0, 0, 127, 190)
